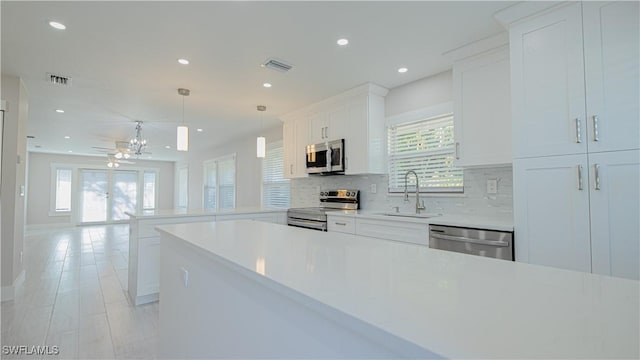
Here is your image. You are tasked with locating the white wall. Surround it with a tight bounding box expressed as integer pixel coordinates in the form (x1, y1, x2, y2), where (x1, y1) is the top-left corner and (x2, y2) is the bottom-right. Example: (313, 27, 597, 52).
(291, 70, 514, 217)
(26, 152, 175, 226)
(1, 75, 28, 294)
(174, 125, 283, 209)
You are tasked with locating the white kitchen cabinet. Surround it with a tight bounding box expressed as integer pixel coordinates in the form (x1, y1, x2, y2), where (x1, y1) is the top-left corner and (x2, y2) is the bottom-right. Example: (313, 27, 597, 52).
(513, 155, 592, 272)
(450, 38, 512, 167)
(281, 83, 388, 175)
(509, 3, 588, 158)
(589, 150, 640, 280)
(583, 1, 640, 153)
(282, 115, 308, 179)
(355, 218, 429, 246)
(327, 215, 355, 234)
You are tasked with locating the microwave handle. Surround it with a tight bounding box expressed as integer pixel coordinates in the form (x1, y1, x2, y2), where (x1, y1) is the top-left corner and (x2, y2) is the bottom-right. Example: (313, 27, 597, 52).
(326, 144, 332, 172)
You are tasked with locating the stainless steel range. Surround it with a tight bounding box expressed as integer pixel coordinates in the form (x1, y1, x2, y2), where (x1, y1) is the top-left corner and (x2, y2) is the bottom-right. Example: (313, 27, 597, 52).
(287, 189, 359, 231)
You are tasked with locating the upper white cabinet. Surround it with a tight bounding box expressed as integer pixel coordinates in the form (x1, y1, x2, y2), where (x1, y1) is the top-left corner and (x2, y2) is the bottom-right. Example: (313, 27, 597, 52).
(583, 2, 640, 153)
(509, 3, 588, 158)
(282, 116, 309, 179)
(281, 83, 389, 176)
(447, 33, 512, 167)
(507, 1, 639, 159)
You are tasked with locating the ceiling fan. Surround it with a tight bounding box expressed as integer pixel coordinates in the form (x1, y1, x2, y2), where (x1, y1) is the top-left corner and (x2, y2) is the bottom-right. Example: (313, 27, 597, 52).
(106, 153, 135, 168)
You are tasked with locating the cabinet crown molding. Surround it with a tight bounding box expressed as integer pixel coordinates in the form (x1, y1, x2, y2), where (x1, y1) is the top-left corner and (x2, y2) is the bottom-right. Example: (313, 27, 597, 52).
(280, 82, 388, 122)
(443, 32, 508, 63)
(493, 1, 567, 28)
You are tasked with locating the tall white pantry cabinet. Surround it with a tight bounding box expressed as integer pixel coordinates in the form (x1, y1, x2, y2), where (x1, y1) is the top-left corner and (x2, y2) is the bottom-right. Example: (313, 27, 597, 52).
(501, 2, 639, 279)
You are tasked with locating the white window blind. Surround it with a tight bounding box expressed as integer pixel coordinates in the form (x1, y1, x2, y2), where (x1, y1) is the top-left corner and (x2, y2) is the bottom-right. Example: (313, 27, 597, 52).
(387, 114, 463, 193)
(55, 168, 72, 211)
(203, 155, 236, 210)
(262, 142, 290, 208)
(143, 171, 157, 210)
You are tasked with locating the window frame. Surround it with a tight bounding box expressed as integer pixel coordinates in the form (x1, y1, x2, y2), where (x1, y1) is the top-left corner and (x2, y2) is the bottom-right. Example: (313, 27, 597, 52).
(386, 102, 463, 194)
(202, 153, 237, 210)
(141, 170, 159, 211)
(261, 141, 290, 209)
(50, 166, 73, 216)
(177, 166, 189, 209)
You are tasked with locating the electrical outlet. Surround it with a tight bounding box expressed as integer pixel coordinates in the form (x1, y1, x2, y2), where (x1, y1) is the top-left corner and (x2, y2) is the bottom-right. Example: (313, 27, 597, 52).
(487, 179, 498, 194)
(181, 267, 189, 288)
(370, 183, 377, 194)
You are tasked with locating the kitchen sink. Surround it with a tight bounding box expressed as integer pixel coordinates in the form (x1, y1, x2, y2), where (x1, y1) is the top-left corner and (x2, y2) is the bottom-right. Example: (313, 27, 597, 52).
(375, 212, 442, 219)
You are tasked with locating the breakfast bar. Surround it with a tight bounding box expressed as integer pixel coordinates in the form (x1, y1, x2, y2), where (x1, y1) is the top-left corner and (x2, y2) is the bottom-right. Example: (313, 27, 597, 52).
(156, 220, 639, 359)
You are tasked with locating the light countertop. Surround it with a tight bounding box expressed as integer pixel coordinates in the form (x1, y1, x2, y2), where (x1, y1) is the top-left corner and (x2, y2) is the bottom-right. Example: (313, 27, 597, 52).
(125, 207, 286, 220)
(156, 220, 639, 359)
(327, 210, 514, 231)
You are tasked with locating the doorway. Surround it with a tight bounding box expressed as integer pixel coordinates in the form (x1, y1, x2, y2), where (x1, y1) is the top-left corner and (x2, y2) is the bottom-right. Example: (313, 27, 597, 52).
(79, 169, 138, 224)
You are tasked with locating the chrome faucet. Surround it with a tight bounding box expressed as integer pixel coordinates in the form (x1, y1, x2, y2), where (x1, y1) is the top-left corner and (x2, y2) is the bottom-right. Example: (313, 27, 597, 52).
(404, 170, 426, 214)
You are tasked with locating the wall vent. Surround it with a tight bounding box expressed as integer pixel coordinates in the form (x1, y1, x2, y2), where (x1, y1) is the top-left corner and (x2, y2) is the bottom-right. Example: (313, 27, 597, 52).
(261, 58, 293, 73)
(47, 73, 72, 86)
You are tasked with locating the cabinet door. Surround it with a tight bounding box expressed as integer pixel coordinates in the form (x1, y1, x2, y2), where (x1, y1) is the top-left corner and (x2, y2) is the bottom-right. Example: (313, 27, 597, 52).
(326, 103, 348, 141)
(583, 1, 640, 153)
(513, 154, 591, 272)
(343, 96, 369, 174)
(453, 47, 512, 167)
(308, 111, 327, 143)
(510, 3, 587, 158)
(589, 150, 640, 280)
(282, 121, 296, 179)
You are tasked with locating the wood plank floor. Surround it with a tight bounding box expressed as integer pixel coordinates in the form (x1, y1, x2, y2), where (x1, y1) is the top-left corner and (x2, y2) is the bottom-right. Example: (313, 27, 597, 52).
(1, 225, 158, 359)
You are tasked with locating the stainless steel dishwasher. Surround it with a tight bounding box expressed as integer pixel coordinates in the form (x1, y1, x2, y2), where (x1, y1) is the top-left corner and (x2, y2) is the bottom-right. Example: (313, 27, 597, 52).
(429, 225, 514, 261)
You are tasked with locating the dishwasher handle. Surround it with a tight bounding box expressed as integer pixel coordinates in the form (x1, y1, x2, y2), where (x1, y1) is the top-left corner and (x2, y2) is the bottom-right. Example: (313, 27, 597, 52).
(429, 233, 510, 247)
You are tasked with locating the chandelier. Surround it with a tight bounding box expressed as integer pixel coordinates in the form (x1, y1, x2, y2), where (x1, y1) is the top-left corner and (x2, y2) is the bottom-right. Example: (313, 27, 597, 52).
(129, 121, 147, 156)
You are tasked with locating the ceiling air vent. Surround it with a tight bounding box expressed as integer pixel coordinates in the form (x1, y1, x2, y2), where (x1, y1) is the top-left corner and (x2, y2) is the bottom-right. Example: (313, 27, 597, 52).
(47, 73, 72, 86)
(261, 58, 293, 73)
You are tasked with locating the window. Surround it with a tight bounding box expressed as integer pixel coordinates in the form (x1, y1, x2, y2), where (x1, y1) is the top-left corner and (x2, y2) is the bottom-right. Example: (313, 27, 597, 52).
(203, 154, 236, 210)
(387, 113, 463, 193)
(262, 142, 290, 208)
(178, 167, 188, 208)
(143, 171, 157, 210)
(54, 168, 72, 212)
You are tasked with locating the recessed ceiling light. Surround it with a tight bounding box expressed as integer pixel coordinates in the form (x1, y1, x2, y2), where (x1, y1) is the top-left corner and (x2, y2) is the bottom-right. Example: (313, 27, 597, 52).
(56, 109, 65, 113)
(398, 67, 408, 73)
(177, 58, 190, 65)
(49, 21, 66, 30)
(165, 145, 171, 149)
(263, 83, 272, 88)
(336, 38, 349, 46)
(197, 128, 203, 132)
(64, 136, 70, 139)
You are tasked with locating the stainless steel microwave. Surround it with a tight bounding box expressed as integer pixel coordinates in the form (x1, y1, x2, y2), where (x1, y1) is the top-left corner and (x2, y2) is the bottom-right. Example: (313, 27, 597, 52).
(306, 139, 345, 175)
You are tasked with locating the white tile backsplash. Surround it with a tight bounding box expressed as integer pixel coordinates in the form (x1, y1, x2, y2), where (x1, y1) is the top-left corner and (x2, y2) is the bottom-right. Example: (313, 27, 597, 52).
(290, 167, 513, 217)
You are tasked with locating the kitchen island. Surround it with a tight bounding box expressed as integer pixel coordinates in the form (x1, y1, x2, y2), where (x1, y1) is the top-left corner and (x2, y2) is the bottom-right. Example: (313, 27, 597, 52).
(125, 208, 286, 305)
(156, 220, 639, 359)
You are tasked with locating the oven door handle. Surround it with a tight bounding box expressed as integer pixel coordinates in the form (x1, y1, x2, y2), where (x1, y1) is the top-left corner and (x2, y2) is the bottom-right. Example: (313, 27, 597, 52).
(429, 233, 510, 247)
(288, 218, 327, 231)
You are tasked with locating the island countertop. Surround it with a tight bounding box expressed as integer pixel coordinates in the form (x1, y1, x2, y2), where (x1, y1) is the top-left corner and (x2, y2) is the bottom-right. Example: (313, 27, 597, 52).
(156, 220, 639, 359)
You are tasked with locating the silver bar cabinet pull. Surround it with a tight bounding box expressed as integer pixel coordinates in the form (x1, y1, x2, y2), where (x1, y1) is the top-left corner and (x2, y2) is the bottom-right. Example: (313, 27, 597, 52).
(455, 142, 460, 160)
(290, 164, 293, 175)
(575, 118, 582, 143)
(578, 165, 583, 190)
(593, 115, 599, 141)
(594, 164, 601, 190)
(335, 222, 347, 226)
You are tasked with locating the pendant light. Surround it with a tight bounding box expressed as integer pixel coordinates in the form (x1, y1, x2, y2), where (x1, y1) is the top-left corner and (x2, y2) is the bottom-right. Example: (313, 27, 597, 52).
(177, 88, 190, 152)
(256, 105, 266, 158)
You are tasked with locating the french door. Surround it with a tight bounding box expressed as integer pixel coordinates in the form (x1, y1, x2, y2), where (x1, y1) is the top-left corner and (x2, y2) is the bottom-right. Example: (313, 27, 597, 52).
(79, 169, 138, 224)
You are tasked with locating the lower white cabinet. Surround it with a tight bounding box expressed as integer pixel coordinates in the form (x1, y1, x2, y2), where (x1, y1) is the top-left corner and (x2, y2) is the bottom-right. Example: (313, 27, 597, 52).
(589, 150, 640, 279)
(327, 216, 355, 234)
(355, 218, 429, 246)
(514, 150, 639, 279)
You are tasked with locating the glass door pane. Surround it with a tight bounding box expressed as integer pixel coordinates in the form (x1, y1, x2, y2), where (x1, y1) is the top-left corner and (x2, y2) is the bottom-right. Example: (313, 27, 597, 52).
(80, 170, 108, 223)
(111, 171, 137, 221)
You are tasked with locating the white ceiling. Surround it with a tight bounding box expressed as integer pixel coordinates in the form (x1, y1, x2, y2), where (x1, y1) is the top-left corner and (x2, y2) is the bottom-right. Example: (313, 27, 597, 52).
(1, 1, 513, 161)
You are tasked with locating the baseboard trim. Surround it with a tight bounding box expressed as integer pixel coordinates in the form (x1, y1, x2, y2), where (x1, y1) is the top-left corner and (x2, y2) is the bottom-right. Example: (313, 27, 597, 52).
(1, 270, 25, 302)
(26, 223, 75, 231)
